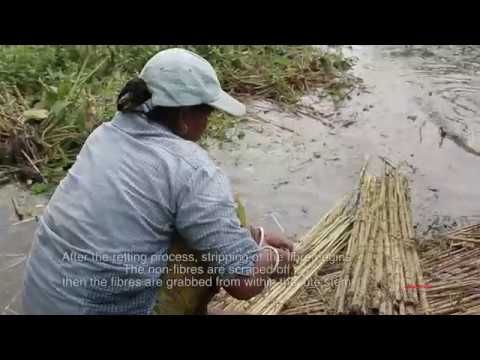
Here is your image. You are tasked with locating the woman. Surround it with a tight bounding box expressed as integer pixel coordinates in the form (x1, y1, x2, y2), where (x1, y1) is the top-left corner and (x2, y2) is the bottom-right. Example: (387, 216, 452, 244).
(22, 48, 295, 315)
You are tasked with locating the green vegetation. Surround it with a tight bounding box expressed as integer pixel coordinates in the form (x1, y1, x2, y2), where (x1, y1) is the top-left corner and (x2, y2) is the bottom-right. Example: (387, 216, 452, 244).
(0, 45, 355, 192)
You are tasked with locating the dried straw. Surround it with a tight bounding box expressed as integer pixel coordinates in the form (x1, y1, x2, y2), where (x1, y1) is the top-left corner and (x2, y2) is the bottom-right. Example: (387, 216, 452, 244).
(212, 164, 432, 315)
(334, 166, 429, 315)
(421, 225, 480, 315)
(212, 193, 356, 314)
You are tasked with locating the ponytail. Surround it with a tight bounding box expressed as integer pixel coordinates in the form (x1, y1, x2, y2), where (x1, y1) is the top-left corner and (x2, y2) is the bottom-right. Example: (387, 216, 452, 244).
(117, 78, 152, 112)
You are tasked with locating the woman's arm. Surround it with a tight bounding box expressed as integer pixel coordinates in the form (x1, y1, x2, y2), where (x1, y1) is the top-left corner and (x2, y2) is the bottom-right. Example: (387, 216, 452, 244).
(175, 167, 295, 300)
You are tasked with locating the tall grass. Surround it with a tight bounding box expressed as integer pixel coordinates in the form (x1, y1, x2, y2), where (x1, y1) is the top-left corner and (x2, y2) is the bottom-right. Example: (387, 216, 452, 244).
(0, 45, 354, 191)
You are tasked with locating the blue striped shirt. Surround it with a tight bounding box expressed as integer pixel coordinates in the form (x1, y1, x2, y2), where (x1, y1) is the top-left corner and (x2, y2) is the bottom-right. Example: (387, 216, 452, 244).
(22, 111, 259, 314)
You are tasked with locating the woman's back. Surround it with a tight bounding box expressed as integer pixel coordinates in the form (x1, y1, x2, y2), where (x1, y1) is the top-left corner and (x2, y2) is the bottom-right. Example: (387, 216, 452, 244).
(23, 111, 215, 314)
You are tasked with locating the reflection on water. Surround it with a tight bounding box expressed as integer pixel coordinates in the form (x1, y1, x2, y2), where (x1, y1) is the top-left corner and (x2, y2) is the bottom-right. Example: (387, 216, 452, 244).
(210, 45, 480, 240)
(370, 45, 480, 154)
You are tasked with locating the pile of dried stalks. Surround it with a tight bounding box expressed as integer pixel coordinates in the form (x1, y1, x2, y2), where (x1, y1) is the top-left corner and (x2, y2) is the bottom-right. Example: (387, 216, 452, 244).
(213, 163, 480, 316)
(0, 87, 45, 183)
(212, 193, 356, 315)
(334, 167, 429, 315)
(279, 270, 341, 315)
(421, 224, 480, 315)
(0, 46, 357, 188)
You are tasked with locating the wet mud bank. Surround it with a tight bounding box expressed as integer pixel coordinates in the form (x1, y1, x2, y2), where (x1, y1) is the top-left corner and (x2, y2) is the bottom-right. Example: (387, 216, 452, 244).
(0, 184, 46, 314)
(209, 45, 480, 239)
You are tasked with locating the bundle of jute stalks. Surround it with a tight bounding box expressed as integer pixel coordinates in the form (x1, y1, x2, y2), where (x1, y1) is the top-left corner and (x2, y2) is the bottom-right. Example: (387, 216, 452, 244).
(421, 225, 480, 315)
(212, 193, 356, 315)
(334, 167, 430, 315)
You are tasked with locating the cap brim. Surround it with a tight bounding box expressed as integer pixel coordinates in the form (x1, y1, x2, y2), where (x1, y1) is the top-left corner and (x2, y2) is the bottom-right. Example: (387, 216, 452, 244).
(208, 90, 246, 117)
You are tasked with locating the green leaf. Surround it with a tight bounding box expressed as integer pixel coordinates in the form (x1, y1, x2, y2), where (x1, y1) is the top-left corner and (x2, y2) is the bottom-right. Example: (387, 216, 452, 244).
(31, 183, 50, 194)
(50, 100, 68, 120)
(57, 79, 73, 98)
(235, 194, 247, 227)
(274, 56, 290, 66)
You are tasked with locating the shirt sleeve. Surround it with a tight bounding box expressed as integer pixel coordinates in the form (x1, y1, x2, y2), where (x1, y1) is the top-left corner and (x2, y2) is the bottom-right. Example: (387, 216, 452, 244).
(175, 166, 260, 279)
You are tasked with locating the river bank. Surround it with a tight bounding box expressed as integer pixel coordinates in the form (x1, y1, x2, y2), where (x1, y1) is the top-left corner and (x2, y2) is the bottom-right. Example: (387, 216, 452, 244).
(2, 45, 480, 314)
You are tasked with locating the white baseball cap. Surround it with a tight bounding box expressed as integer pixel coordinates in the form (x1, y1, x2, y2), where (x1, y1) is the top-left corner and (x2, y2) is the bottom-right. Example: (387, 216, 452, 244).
(139, 48, 246, 117)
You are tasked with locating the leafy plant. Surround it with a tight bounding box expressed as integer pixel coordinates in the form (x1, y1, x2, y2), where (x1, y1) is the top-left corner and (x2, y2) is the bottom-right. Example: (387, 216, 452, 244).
(0, 45, 355, 191)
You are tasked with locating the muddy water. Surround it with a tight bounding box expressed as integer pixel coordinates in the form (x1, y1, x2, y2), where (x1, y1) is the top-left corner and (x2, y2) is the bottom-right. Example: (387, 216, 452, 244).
(209, 45, 480, 239)
(0, 184, 47, 314)
(2, 45, 480, 313)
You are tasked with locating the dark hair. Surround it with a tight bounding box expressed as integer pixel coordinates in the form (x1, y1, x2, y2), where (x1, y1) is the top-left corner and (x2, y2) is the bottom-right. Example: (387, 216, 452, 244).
(117, 78, 152, 112)
(117, 78, 213, 126)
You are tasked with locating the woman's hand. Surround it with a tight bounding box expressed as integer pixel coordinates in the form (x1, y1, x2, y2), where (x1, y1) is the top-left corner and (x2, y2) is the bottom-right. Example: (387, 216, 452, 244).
(249, 227, 294, 252)
(263, 232, 294, 252)
(268, 247, 296, 279)
(223, 234, 296, 300)
(262, 233, 296, 278)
